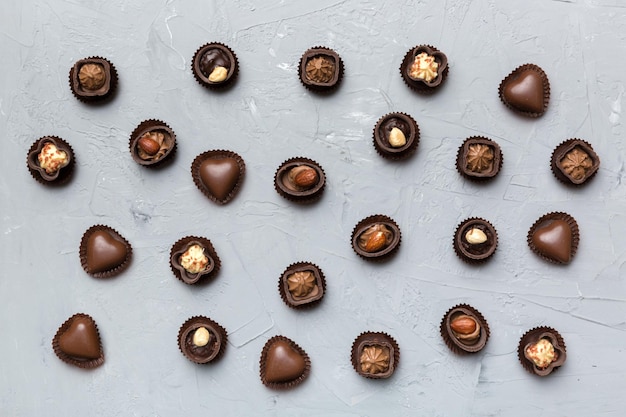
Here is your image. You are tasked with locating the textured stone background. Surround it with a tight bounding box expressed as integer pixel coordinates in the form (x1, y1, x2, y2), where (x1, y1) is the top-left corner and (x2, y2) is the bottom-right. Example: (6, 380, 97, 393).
(2, 0, 626, 415)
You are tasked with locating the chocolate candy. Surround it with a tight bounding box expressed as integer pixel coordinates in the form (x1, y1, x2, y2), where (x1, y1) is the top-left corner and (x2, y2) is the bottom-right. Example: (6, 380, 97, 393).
(79, 225, 132, 278)
(351, 332, 399, 379)
(26, 136, 75, 185)
(178, 316, 227, 364)
(298, 46, 344, 92)
(499, 64, 550, 117)
(129, 120, 177, 167)
(191, 150, 245, 204)
(274, 157, 325, 203)
(192, 43, 238, 89)
(373, 112, 420, 160)
(170, 236, 221, 285)
(551, 139, 600, 186)
(69, 57, 117, 103)
(400, 45, 448, 93)
(278, 262, 326, 309)
(454, 218, 498, 263)
(518, 327, 567, 376)
(53, 313, 104, 368)
(440, 304, 490, 354)
(260, 335, 310, 389)
(528, 212, 579, 264)
(351, 215, 401, 261)
(456, 137, 503, 181)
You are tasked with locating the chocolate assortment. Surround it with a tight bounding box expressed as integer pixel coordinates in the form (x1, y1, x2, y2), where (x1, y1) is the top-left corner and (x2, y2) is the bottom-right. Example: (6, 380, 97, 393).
(34, 35, 592, 385)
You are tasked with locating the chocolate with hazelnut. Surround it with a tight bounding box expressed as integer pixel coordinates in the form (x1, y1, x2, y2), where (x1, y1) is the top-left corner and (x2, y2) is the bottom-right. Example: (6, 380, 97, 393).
(129, 120, 176, 167)
(453, 218, 498, 263)
(178, 316, 227, 364)
(440, 304, 489, 354)
(192, 43, 238, 89)
(274, 157, 325, 203)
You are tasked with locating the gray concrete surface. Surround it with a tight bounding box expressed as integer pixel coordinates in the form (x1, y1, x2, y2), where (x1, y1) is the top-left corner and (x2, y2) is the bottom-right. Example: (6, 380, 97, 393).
(2, 0, 626, 415)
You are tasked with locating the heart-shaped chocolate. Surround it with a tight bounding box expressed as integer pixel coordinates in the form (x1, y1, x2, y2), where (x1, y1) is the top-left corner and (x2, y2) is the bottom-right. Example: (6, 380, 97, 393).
(58, 316, 102, 359)
(192, 151, 245, 204)
(260, 336, 310, 388)
(499, 64, 549, 116)
(86, 230, 129, 273)
(531, 220, 572, 263)
(199, 158, 240, 201)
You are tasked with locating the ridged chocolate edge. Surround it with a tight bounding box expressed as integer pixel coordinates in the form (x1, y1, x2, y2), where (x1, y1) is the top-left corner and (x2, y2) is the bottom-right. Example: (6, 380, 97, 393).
(455, 136, 503, 181)
(259, 335, 311, 389)
(79, 225, 132, 278)
(527, 212, 579, 264)
(498, 63, 550, 118)
(190, 149, 246, 205)
(298, 46, 344, 94)
(177, 316, 228, 364)
(273, 157, 326, 204)
(372, 112, 420, 160)
(517, 326, 566, 376)
(169, 236, 221, 285)
(439, 304, 490, 354)
(550, 138, 600, 186)
(350, 331, 400, 379)
(453, 217, 498, 264)
(129, 119, 177, 168)
(278, 261, 326, 309)
(399, 45, 449, 94)
(191, 42, 239, 90)
(351, 214, 402, 262)
(26, 136, 75, 186)
(69, 56, 118, 103)
(52, 313, 104, 369)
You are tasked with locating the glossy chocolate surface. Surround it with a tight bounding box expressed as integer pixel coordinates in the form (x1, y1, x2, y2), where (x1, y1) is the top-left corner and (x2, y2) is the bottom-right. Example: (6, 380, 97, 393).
(53, 313, 104, 368)
(192, 43, 238, 88)
(80, 225, 131, 277)
(192, 150, 245, 204)
(260, 335, 310, 388)
(499, 64, 549, 117)
(528, 213, 579, 264)
(129, 120, 176, 167)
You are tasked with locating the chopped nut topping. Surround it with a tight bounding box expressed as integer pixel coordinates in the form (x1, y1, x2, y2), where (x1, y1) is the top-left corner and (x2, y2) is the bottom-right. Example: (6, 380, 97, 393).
(179, 244, 209, 274)
(360, 345, 390, 374)
(466, 144, 494, 173)
(78, 63, 106, 90)
(408, 52, 439, 82)
(560, 147, 593, 180)
(287, 271, 316, 298)
(38, 142, 69, 175)
(526, 338, 556, 368)
(305, 56, 335, 83)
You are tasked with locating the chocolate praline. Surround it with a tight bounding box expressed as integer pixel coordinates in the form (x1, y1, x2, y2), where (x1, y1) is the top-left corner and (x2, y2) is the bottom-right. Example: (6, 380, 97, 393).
(453, 218, 498, 263)
(52, 313, 104, 369)
(260, 335, 311, 389)
(274, 157, 325, 203)
(278, 262, 326, 309)
(79, 225, 132, 278)
(178, 316, 227, 364)
(551, 139, 600, 186)
(170, 236, 220, 285)
(26, 136, 75, 185)
(129, 120, 176, 167)
(456, 137, 503, 181)
(440, 304, 490, 354)
(69, 57, 117, 103)
(351, 332, 399, 379)
(527, 212, 579, 264)
(298, 46, 344, 93)
(518, 327, 567, 376)
(400, 45, 448, 94)
(373, 112, 420, 160)
(351, 215, 401, 261)
(191, 150, 245, 205)
(192, 43, 238, 89)
(499, 64, 550, 117)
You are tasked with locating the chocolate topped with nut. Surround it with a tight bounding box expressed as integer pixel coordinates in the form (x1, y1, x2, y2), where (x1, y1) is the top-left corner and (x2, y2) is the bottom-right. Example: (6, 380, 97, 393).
(453, 218, 498, 263)
(178, 316, 227, 364)
(69, 57, 117, 102)
(518, 327, 566, 376)
(192, 43, 238, 89)
(456, 137, 502, 181)
(27, 136, 75, 185)
(400, 45, 448, 93)
(170, 236, 220, 285)
(551, 139, 600, 186)
(129, 120, 176, 167)
(351, 215, 401, 261)
(275, 157, 325, 203)
(373, 112, 420, 160)
(441, 304, 489, 354)
(299, 46, 344, 92)
(278, 262, 326, 309)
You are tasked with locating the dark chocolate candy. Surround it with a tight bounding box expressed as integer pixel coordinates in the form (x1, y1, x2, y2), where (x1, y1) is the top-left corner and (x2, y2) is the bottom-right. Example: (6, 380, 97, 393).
(178, 316, 227, 364)
(351, 215, 401, 261)
(69, 57, 117, 103)
(518, 327, 567, 376)
(400, 45, 448, 93)
(80, 225, 131, 278)
(298, 46, 343, 92)
(440, 304, 489, 354)
(192, 43, 238, 89)
(274, 157, 325, 203)
(453, 218, 498, 263)
(551, 139, 600, 186)
(170, 236, 220, 285)
(456, 137, 502, 181)
(499, 64, 549, 117)
(372, 112, 420, 160)
(26, 136, 75, 185)
(351, 332, 399, 379)
(129, 120, 176, 167)
(278, 262, 325, 308)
